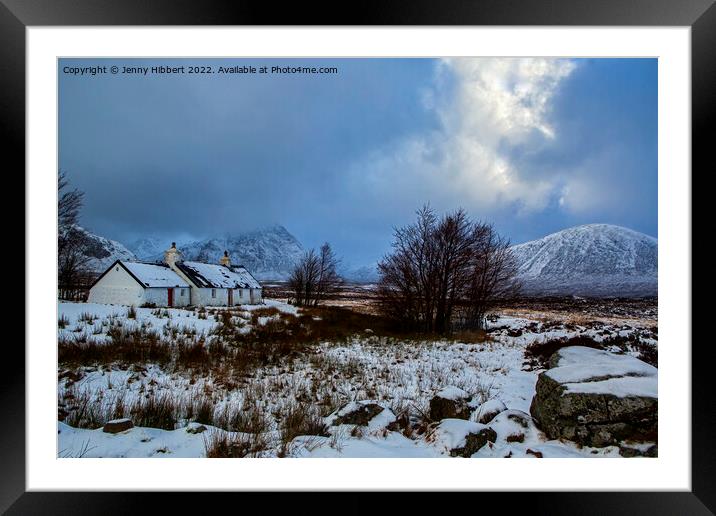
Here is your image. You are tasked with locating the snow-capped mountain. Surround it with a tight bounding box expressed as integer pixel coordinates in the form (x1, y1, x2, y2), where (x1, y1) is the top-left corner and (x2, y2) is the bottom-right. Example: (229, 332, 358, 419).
(510, 224, 657, 297)
(127, 237, 170, 261)
(63, 226, 136, 272)
(141, 225, 305, 280)
(339, 264, 380, 283)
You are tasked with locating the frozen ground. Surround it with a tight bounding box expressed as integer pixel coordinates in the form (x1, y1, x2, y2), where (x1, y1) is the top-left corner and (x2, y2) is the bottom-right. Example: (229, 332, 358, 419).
(57, 300, 657, 458)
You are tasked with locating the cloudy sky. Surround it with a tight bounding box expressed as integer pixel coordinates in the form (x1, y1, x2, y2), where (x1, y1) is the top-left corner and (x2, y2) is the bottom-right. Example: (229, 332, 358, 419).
(59, 58, 657, 266)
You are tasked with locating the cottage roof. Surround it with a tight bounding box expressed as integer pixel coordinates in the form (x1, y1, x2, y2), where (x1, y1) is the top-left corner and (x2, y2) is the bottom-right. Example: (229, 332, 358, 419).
(229, 265, 262, 289)
(176, 261, 261, 289)
(121, 261, 190, 288)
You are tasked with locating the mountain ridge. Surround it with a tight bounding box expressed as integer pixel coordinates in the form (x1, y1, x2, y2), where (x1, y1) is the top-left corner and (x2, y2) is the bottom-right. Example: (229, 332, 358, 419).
(66, 226, 137, 272)
(510, 223, 657, 297)
(130, 225, 305, 281)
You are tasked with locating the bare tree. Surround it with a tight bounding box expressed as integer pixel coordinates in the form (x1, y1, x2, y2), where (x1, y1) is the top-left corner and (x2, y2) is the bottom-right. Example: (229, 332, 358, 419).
(432, 209, 476, 334)
(377, 205, 440, 331)
(58, 171, 90, 300)
(377, 205, 520, 334)
(459, 226, 521, 331)
(288, 243, 342, 307)
(313, 243, 342, 305)
(58, 170, 84, 229)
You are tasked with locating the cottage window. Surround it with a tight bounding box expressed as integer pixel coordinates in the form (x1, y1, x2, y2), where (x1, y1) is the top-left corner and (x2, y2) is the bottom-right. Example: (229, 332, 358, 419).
(180, 289, 185, 296)
(211, 288, 216, 298)
(115, 267, 119, 272)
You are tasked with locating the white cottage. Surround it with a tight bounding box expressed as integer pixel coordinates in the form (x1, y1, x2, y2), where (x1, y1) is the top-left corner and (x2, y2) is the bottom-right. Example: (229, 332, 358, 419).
(87, 261, 191, 307)
(87, 243, 263, 307)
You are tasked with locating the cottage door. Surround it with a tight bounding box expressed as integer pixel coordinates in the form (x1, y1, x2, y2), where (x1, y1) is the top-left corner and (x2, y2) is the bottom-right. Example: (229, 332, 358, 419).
(167, 288, 174, 307)
(227, 289, 233, 306)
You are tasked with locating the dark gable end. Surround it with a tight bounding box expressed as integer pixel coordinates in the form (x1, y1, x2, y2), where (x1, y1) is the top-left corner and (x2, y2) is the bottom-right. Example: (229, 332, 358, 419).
(89, 260, 148, 290)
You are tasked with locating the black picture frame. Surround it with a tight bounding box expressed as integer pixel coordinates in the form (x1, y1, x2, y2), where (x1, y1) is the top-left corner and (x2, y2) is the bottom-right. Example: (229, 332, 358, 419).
(5, 0, 710, 513)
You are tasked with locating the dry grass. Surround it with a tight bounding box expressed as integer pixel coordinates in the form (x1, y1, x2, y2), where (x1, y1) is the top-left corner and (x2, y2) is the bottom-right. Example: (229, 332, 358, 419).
(129, 392, 179, 430)
(203, 430, 267, 458)
(449, 329, 490, 344)
(58, 327, 172, 367)
(278, 401, 329, 457)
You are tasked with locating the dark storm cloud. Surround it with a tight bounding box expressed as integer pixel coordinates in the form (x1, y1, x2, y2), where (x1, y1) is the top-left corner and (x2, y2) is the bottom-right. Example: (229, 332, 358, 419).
(59, 57, 657, 266)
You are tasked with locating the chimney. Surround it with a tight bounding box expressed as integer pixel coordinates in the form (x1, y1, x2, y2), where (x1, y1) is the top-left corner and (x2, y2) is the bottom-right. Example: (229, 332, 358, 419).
(220, 250, 231, 268)
(164, 242, 182, 268)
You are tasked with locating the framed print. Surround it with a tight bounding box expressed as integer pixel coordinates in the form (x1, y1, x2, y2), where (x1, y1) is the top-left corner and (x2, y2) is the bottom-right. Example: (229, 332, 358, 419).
(5, 0, 712, 513)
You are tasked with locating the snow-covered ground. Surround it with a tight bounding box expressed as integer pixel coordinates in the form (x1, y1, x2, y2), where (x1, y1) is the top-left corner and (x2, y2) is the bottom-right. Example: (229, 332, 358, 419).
(57, 300, 657, 458)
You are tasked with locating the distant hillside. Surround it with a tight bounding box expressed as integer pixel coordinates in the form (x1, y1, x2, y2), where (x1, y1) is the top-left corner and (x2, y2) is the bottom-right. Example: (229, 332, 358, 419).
(510, 224, 657, 297)
(64, 226, 136, 272)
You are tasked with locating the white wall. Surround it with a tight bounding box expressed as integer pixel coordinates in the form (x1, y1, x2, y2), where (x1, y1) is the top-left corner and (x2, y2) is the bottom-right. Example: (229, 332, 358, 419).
(173, 287, 191, 307)
(234, 288, 248, 305)
(87, 264, 145, 305)
(192, 287, 229, 307)
(144, 287, 191, 307)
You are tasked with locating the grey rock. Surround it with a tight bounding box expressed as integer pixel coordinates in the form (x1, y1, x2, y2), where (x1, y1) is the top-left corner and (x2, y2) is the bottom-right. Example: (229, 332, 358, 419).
(530, 347, 657, 447)
(449, 427, 498, 457)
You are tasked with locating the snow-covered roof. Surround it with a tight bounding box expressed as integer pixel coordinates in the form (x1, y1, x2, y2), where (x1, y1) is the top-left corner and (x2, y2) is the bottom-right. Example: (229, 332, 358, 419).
(121, 261, 190, 288)
(229, 265, 262, 289)
(176, 261, 261, 289)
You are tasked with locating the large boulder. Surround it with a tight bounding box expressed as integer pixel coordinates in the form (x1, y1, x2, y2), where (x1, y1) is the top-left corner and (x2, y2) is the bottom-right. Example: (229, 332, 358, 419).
(530, 347, 657, 447)
(429, 387, 471, 421)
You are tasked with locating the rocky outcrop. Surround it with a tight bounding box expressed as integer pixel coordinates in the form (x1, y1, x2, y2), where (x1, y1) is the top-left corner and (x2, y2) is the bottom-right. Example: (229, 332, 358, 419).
(530, 347, 657, 447)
